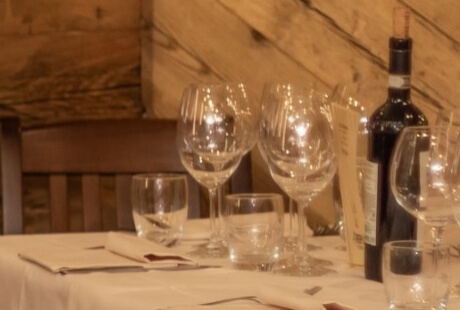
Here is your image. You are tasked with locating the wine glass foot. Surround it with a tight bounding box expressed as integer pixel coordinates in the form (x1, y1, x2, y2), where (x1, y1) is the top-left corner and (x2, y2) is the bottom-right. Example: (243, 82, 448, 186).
(307, 243, 323, 251)
(282, 236, 297, 251)
(309, 255, 334, 267)
(188, 242, 228, 259)
(450, 283, 460, 298)
(274, 258, 336, 277)
(273, 255, 336, 276)
(282, 237, 322, 252)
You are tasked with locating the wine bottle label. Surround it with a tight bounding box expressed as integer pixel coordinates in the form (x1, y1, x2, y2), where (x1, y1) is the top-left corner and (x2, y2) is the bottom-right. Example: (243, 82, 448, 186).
(388, 75, 410, 89)
(364, 160, 379, 246)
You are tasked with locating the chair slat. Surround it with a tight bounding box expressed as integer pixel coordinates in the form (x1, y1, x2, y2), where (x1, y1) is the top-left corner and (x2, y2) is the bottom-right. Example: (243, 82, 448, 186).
(82, 174, 102, 231)
(50, 174, 69, 232)
(1, 119, 23, 234)
(115, 174, 134, 231)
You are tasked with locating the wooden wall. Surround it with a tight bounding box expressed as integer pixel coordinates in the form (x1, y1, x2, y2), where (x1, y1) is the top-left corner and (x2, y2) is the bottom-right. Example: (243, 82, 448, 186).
(1, 0, 460, 230)
(2, 0, 459, 138)
(144, 0, 460, 121)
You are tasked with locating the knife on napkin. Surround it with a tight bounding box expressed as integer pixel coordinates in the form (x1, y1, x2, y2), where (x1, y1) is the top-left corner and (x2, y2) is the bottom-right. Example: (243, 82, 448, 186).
(105, 231, 198, 266)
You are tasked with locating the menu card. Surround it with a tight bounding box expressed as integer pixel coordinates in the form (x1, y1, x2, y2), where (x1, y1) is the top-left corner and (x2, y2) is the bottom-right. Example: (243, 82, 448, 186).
(332, 103, 366, 266)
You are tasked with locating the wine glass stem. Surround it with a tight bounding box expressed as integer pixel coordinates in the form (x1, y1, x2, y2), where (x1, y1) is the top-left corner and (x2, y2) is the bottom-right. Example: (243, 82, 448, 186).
(217, 184, 224, 240)
(431, 226, 445, 246)
(208, 186, 219, 249)
(431, 226, 446, 273)
(288, 198, 296, 241)
(297, 201, 310, 260)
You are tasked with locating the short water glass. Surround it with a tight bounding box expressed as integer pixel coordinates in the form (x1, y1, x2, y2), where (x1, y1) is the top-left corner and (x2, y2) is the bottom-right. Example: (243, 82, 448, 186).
(131, 173, 188, 246)
(383, 240, 450, 310)
(222, 193, 284, 271)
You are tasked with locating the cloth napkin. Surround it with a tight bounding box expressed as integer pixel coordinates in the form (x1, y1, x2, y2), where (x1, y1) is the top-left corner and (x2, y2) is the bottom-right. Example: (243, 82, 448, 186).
(161, 285, 356, 310)
(105, 231, 198, 266)
(257, 285, 355, 310)
(18, 232, 199, 273)
(18, 245, 145, 273)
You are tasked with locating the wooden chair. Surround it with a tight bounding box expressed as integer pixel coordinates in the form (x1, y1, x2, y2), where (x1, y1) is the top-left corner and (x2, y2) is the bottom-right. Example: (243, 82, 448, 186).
(1, 118, 252, 234)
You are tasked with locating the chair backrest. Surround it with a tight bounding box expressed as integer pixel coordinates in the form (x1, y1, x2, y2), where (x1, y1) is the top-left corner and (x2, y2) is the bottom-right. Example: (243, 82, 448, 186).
(1, 118, 252, 234)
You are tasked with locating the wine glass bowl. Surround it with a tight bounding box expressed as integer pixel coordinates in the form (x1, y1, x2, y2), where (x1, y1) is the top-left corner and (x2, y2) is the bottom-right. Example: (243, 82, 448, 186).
(259, 82, 337, 276)
(176, 82, 259, 257)
(439, 110, 460, 226)
(390, 125, 453, 244)
(265, 108, 336, 201)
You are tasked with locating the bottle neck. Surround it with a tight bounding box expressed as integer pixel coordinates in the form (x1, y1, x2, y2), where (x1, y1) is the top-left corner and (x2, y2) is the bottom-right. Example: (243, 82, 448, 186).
(387, 37, 412, 101)
(387, 88, 411, 101)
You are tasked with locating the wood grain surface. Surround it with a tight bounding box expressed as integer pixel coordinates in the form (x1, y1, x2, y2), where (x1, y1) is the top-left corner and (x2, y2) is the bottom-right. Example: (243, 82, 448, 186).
(0, 0, 142, 126)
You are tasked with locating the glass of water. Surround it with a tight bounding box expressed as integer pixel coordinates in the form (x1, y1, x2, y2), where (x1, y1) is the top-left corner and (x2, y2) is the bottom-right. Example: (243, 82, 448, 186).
(222, 193, 284, 271)
(383, 240, 451, 310)
(131, 173, 188, 246)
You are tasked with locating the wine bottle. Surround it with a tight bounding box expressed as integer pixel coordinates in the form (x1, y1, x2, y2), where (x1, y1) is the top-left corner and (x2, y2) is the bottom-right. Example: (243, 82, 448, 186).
(363, 7, 428, 282)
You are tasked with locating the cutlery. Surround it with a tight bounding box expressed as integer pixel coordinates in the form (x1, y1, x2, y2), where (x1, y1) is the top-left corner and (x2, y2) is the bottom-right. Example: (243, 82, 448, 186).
(451, 244, 460, 258)
(311, 223, 341, 236)
(157, 295, 292, 309)
(199, 295, 260, 306)
(303, 285, 322, 296)
(150, 264, 221, 271)
(155, 296, 260, 310)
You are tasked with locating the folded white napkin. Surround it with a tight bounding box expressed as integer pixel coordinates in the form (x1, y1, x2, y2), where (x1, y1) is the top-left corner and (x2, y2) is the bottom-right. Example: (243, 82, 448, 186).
(105, 232, 198, 266)
(19, 232, 199, 273)
(19, 246, 145, 273)
(257, 285, 324, 310)
(163, 285, 356, 310)
(257, 285, 355, 310)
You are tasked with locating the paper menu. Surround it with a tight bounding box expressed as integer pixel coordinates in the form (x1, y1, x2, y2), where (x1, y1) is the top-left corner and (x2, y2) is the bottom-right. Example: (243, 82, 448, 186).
(332, 103, 366, 266)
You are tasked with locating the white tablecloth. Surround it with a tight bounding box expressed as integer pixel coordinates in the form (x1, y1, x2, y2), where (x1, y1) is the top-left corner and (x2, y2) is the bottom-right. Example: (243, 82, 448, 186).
(0, 219, 459, 310)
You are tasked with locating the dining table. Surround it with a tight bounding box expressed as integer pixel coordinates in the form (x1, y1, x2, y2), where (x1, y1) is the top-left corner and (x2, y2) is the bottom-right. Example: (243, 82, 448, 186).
(1, 218, 459, 310)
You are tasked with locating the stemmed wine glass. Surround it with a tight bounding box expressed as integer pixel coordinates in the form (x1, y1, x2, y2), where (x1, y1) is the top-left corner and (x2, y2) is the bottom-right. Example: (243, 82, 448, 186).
(436, 109, 460, 230)
(259, 82, 337, 276)
(259, 85, 299, 249)
(390, 125, 454, 246)
(439, 109, 460, 295)
(176, 82, 259, 258)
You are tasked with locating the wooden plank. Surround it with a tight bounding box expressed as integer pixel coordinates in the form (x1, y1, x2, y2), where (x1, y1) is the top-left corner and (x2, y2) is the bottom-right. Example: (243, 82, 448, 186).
(9, 88, 142, 127)
(402, 0, 460, 43)
(82, 174, 102, 231)
(0, 0, 139, 34)
(0, 32, 139, 92)
(0, 0, 141, 125)
(49, 174, 69, 232)
(115, 174, 133, 231)
(0, 32, 141, 125)
(141, 26, 212, 118)
(1, 118, 23, 234)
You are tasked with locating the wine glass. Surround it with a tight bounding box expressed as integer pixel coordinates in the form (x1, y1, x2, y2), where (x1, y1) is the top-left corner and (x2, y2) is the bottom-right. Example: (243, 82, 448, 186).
(439, 110, 460, 296)
(436, 109, 460, 225)
(176, 82, 259, 258)
(436, 108, 460, 229)
(258, 82, 337, 276)
(390, 125, 453, 246)
(259, 85, 298, 249)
